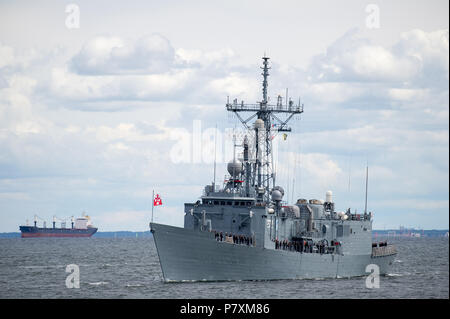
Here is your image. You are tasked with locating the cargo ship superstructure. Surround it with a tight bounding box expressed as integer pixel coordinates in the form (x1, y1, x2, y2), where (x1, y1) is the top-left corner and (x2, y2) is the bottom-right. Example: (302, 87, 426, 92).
(20, 214, 97, 238)
(150, 57, 397, 282)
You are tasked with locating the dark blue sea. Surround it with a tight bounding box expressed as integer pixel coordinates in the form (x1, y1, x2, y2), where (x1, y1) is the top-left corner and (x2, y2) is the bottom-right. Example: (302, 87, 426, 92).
(0, 236, 448, 299)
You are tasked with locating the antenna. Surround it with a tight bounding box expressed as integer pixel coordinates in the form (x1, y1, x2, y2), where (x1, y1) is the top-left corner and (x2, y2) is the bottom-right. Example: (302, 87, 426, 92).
(364, 163, 369, 214)
(291, 178, 295, 205)
(261, 56, 270, 104)
(233, 133, 237, 178)
(213, 124, 217, 189)
(292, 143, 297, 203)
(348, 154, 352, 192)
(286, 88, 288, 107)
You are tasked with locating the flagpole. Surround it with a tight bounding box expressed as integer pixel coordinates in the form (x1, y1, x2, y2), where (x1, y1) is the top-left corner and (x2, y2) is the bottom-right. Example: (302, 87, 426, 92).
(151, 189, 154, 224)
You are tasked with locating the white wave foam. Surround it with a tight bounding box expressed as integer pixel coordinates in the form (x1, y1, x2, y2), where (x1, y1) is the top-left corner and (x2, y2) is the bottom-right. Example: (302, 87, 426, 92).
(88, 281, 109, 286)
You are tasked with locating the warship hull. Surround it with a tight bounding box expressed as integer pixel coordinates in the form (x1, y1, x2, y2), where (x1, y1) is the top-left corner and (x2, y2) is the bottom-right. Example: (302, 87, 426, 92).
(151, 223, 396, 282)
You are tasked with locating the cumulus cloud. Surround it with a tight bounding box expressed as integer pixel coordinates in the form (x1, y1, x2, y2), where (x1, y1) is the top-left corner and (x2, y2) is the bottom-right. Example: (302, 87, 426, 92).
(0, 73, 50, 136)
(71, 34, 176, 75)
(306, 28, 448, 87)
(0, 42, 38, 71)
(49, 66, 195, 104)
(0, 43, 15, 69)
(42, 36, 256, 109)
(394, 29, 449, 86)
(277, 152, 344, 193)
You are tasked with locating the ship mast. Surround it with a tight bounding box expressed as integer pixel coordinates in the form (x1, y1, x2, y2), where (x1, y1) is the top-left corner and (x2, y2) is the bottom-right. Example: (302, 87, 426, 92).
(226, 56, 304, 203)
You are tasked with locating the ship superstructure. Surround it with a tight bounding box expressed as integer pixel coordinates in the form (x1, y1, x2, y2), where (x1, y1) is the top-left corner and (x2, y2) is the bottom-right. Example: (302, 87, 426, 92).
(150, 57, 396, 282)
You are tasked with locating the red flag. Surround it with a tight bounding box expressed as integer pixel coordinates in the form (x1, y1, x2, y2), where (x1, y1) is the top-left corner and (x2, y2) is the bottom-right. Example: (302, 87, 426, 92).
(154, 194, 162, 206)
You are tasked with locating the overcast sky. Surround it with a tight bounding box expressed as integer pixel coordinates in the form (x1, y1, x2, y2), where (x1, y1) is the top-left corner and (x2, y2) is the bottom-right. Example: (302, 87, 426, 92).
(0, 0, 448, 231)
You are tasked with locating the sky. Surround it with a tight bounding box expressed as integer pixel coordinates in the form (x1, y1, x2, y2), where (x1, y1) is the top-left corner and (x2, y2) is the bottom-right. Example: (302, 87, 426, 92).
(0, 0, 448, 231)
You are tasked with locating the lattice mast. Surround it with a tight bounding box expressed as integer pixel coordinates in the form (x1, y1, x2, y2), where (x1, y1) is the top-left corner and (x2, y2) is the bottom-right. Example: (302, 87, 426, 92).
(226, 56, 304, 203)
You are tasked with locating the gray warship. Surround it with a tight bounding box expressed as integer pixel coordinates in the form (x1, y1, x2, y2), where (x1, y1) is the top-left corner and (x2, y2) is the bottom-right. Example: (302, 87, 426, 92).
(150, 57, 397, 282)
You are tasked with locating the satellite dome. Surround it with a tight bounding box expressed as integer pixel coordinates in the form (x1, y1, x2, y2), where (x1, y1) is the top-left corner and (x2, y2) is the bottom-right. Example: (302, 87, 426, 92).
(272, 186, 285, 197)
(254, 119, 264, 129)
(227, 160, 243, 177)
(271, 189, 282, 202)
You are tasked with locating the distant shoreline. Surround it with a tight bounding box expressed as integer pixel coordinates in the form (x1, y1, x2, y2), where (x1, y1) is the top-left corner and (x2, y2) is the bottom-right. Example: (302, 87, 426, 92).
(0, 229, 448, 238)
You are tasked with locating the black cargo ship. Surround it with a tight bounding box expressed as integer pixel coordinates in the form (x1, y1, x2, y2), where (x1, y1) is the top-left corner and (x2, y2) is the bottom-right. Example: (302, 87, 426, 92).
(19, 215, 97, 238)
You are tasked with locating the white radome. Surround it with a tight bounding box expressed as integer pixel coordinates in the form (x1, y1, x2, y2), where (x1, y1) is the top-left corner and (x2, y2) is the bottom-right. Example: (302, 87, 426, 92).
(227, 160, 243, 176)
(254, 119, 264, 129)
(271, 190, 282, 202)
